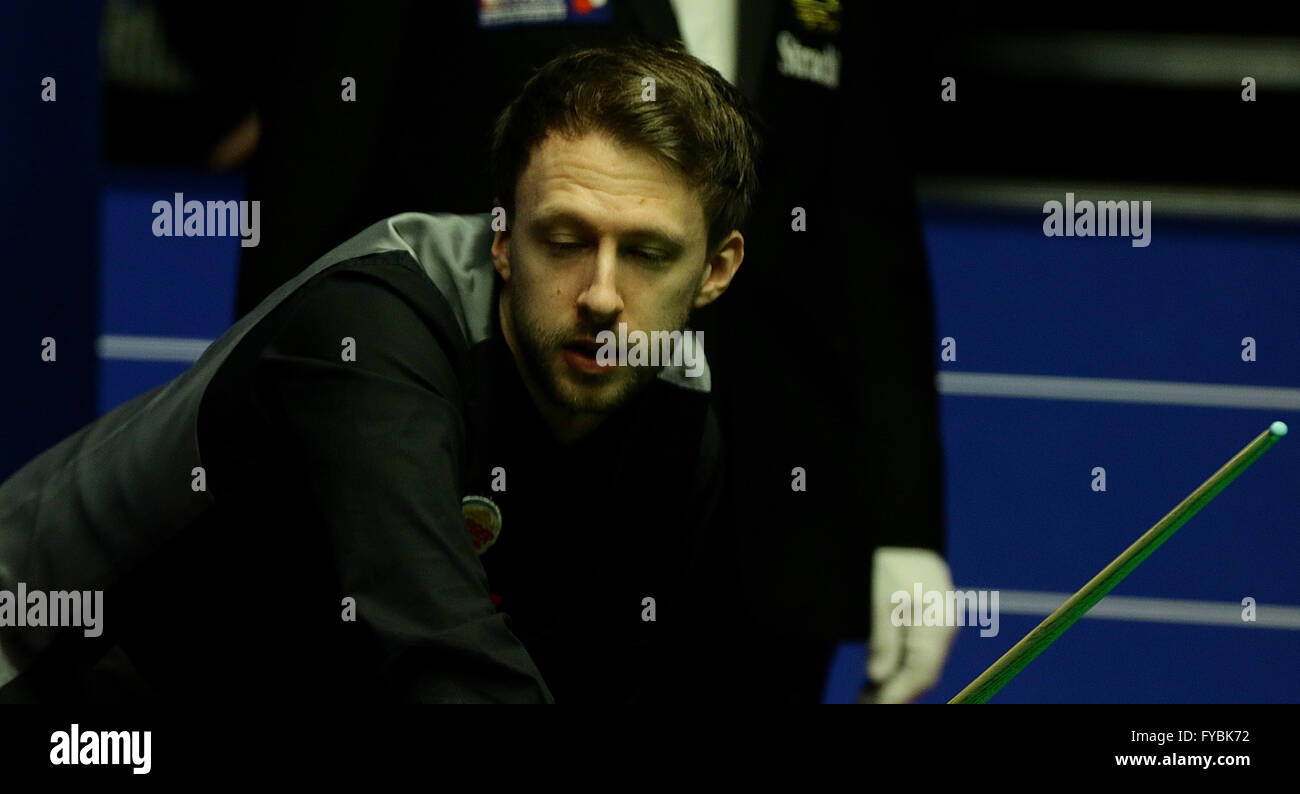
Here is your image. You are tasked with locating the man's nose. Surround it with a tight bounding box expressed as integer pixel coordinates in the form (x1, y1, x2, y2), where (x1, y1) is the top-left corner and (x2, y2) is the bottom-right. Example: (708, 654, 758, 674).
(576, 239, 624, 320)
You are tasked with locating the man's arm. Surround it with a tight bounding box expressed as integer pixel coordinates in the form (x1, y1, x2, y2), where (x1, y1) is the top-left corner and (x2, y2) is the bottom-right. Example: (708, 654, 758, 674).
(251, 260, 551, 702)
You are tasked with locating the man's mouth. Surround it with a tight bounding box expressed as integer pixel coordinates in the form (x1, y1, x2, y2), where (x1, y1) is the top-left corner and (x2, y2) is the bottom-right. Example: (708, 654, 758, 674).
(562, 336, 614, 374)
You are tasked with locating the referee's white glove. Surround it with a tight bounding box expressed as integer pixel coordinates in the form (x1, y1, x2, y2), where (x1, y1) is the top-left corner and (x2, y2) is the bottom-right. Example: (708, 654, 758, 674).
(862, 546, 957, 704)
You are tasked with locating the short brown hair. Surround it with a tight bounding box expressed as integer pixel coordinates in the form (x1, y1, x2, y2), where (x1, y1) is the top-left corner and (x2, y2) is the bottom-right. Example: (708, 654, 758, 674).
(490, 40, 762, 254)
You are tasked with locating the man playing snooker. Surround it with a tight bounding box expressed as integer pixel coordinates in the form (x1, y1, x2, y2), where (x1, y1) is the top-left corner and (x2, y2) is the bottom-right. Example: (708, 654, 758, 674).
(0, 42, 757, 702)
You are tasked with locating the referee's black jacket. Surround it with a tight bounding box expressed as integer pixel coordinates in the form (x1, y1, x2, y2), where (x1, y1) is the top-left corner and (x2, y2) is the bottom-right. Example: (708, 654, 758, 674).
(0, 213, 738, 703)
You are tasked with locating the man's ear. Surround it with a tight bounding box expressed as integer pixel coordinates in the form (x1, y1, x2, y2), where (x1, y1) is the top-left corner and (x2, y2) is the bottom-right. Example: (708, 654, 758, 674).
(491, 200, 511, 281)
(693, 230, 743, 308)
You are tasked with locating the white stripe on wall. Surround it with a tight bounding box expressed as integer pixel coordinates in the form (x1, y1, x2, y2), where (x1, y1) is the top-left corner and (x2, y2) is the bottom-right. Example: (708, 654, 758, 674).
(95, 334, 212, 362)
(917, 177, 1300, 222)
(974, 588, 1300, 630)
(939, 372, 1300, 411)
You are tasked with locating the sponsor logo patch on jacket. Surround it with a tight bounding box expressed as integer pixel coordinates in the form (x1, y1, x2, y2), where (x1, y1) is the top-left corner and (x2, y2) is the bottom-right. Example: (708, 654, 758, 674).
(462, 495, 503, 554)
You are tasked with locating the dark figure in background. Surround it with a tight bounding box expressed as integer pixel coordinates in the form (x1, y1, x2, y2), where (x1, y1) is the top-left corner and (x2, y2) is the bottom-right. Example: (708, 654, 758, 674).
(698, 0, 952, 702)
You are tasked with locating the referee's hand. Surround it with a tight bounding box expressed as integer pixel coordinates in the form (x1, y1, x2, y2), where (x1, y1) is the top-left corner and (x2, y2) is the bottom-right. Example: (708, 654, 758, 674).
(862, 547, 957, 704)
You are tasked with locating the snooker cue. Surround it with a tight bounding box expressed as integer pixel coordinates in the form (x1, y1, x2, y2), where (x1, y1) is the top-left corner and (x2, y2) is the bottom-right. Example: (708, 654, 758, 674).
(948, 421, 1288, 704)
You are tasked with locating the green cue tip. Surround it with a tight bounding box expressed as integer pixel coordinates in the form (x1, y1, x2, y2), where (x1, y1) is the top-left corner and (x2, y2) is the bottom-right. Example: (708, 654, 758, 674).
(1272, 421, 1288, 437)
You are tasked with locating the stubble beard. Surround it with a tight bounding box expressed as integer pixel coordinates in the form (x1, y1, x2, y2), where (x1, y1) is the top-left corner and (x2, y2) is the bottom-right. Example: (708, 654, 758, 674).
(515, 310, 650, 416)
(510, 300, 693, 418)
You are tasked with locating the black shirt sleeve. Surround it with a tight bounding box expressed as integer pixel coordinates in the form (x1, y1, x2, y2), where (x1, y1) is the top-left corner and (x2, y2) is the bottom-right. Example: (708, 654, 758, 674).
(251, 260, 552, 703)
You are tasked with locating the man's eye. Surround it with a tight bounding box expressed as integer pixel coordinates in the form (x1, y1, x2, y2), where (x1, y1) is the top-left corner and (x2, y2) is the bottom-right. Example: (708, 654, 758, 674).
(547, 241, 584, 251)
(630, 249, 668, 263)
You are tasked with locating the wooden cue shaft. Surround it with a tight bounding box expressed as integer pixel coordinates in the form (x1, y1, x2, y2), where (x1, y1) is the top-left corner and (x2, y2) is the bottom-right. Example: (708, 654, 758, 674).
(948, 423, 1287, 704)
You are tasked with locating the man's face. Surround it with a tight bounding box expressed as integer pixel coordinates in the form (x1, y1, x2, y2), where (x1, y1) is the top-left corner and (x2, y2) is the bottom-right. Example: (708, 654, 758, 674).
(492, 130, 740, 430)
